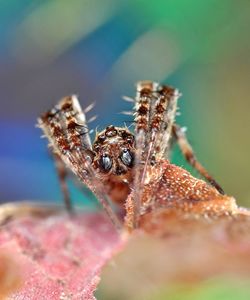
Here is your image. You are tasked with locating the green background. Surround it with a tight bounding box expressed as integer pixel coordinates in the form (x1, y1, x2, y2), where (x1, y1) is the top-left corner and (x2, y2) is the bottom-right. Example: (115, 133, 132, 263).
(1, 0, 249, 205)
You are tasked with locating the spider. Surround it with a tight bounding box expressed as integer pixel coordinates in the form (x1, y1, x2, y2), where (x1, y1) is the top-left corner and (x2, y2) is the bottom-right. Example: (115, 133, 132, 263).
(38, 81, 237, 231)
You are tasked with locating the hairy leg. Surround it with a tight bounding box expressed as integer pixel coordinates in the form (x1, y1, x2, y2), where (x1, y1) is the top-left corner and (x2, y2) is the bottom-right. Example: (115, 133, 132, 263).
(38, 95, 122, 229)
(172, 124, 225, 194)
(129, 81, 180, 228)
(132, 81, 157, 227)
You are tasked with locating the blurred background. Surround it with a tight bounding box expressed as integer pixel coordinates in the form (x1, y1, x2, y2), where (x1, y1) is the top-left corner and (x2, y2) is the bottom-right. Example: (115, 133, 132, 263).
(0, 0, 250, 207)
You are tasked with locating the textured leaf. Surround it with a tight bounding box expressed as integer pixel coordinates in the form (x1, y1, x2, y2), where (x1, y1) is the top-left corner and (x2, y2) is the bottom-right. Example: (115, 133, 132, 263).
(0, 204, 124, 300)
(99, 209, 250, 300)
(1, 196, 250, 300)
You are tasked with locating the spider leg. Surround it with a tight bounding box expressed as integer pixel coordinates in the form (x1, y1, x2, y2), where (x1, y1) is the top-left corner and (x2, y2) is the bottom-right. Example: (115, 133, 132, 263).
(53, 151, 98, 213)
(131, 81, 158, 227)
(40, 95, 92, 212)
(53, 152, 73, 212)
(38, 95, 122, 230)
(130, 82, 180, 228)
(135, 81, 158, 176)
(148, 84, 180, 163)
(135, 82, 180, 175)
(172, 124, 225, 194)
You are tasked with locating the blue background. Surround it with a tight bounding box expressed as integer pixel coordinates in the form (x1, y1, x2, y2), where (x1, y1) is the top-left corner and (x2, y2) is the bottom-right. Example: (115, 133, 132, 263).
(0, 0, 250, 207)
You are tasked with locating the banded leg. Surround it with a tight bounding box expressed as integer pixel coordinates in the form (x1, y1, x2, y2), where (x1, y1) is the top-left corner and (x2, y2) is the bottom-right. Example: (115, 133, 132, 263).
(38, 95, 122, 229)
(172, 124, 225, 194)
(130, 81, 162, 227)
(130, 82, 180, 228)
(135, 82, 158, 177)
(135, 82, 180, 172)
(149, 84, 180, 162)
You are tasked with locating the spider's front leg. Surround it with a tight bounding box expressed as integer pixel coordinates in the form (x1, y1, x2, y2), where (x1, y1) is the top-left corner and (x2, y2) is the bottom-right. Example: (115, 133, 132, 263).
(132, 81, 157, 226)
(172, 124, 225, 194)
(134, 81, 180, 176)
(38, 95, 122, 229)
(128, 81, 180, 228)
(38, 95, 93, 213)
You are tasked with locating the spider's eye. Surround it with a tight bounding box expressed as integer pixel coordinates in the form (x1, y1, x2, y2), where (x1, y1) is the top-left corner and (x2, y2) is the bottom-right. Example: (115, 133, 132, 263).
(99, 154, 112, 172)
(120, 149, 134, 167)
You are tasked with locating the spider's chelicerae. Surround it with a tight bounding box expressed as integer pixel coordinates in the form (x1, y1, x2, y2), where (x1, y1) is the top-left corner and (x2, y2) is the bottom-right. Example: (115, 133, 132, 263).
(38, 81, 237, 231)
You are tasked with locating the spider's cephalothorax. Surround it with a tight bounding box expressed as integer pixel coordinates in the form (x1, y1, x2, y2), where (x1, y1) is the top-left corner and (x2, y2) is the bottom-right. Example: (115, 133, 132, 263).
(93, 126, 135, 176)
(92, 126, 135, 204)
(38, 81, 231, 231)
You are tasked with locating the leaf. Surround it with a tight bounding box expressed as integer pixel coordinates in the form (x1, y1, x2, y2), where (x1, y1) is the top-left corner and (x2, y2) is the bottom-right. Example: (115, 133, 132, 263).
(0, 204, 124, 300)
(98, 210, 250, 300)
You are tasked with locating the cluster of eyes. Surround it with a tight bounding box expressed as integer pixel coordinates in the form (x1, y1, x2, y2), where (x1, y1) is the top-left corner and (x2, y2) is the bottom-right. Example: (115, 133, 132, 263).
(99, 149, 134, 172)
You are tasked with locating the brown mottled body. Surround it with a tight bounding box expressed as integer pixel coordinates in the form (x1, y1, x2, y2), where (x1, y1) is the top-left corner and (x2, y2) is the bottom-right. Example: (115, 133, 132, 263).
(125, 161, 237, 230)
(38, 81, 237, 232)
(92, 126, 135, 204)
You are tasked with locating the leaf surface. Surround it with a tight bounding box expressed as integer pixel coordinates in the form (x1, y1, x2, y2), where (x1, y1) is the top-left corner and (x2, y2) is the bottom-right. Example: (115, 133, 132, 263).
(0, 207, 124, 300)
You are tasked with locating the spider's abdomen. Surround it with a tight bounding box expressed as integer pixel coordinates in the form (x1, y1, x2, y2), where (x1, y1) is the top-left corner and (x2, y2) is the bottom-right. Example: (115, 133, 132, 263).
(125, 160, 237, 230)
(140, 160, 237, 216)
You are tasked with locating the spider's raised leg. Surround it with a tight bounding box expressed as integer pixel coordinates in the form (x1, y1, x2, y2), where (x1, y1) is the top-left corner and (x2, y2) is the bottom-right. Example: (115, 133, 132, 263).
(130, 81, 159, 227)
(40, 96, 93, 212)
(148, 84, 180, 163)
(130, 82, 180, 228)
(38, 95, 122, 229)
(172, 124, 225, 194)
(135, 82, 180, 178)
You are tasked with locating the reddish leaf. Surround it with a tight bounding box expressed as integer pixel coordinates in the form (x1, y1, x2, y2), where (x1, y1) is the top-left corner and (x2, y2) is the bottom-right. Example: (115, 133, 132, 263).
(0, 206, 124, 300)
(1, 197, 250, 300)
(99, 210, 250, 299)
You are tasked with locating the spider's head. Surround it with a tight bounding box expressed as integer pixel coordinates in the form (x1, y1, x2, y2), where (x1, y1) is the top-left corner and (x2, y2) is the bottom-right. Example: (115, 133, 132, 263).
(93, 125, 135, 177)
